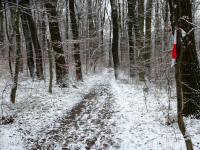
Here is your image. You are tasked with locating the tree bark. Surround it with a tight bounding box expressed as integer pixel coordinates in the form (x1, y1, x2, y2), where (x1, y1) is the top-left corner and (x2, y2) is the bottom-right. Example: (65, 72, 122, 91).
(47, 40, 53, 93)
(69, 0, 83, 81)
(45, 0, 68, 86)
(4, 0, 14, 78)
(127, 0, 135, 78)
(87, 0, 95, 73)
(169, 0, 198, 148)
(20, 8, 35, 78)
(0, 0, 4, 55)
(169, 0, 200, 117)
(19, 0, 44, 79)
(10, 5, 20, 104)
(144, 0, 152, 73)
(110, 0, 120, 79)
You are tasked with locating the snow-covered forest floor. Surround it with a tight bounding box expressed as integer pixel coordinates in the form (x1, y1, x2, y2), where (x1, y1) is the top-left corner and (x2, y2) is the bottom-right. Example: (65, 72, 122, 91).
(0, 69, 200, 150)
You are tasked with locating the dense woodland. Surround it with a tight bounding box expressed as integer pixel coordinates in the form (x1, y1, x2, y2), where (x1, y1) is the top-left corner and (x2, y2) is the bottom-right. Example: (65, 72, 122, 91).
(0, 0, 200, 149)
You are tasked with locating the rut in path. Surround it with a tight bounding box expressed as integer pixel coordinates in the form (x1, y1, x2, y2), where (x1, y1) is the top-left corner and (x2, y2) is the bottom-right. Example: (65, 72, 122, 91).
(28, 83, 120, 150)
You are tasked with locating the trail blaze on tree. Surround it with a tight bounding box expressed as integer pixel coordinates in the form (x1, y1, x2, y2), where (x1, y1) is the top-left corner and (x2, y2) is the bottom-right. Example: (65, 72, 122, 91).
(169, 0, 200, 117)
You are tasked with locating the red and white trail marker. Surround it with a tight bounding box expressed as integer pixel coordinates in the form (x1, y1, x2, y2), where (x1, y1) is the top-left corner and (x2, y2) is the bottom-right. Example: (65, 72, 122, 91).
(171, 30, 177, 67)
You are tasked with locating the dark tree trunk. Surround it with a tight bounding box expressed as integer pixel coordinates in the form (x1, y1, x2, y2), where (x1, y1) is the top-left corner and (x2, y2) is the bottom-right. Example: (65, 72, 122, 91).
(108, 20, 112, 68)
(163, 0, 169, 52)
(154, 0, 161, 58)
(127, 0, 135, 78)
(19, 0, 44, 79)
(47, 40, 53, 93)
(20, 8, 35, 78)
(100, 2, 105, 67)
(10, 6, 20, 104)
(138, 0, 144, 36)
(45, 0, 68, 86)
(65, 0, 69, 40)
(4, 0, 14, 78)
(87, 0, 94, 72)
(137, 0, 145, 81)
(144, 0, 152, 73)
(169, 0, 200, 116)
(130, 0, 145, 80)
(110, 0, 120, 79)
(7, 0, 23, 73)
(0, 0, 4, 55)
(69, 0, 83, 81)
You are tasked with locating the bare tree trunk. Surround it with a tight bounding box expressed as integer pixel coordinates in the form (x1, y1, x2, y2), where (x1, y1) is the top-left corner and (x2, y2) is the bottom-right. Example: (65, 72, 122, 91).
(4, 1, 13, 78)
(47, 40, 53, 93)
(7, 0, 23, 73)
(110, 0, 120, 79)
(169, 0, 200, 117)
(0, 0, 4, 55)
(144, 0, 152, 73)
(137, 0, 145, 81)
(19, 0, 44, 79)
(169, 0, 198, 149)
(45, 0, 68, 86)
(127, 0, 135, 78)
(87, 0, 95, 73)
(100, 1, 106, 68)
(108, 20, 112, 68)
(20, 8, 35, 78)
(175, 29, 194, 150)
(163, 0, 169, 52)
(69, 0, 83, 81)
(10, 5, 20, 104)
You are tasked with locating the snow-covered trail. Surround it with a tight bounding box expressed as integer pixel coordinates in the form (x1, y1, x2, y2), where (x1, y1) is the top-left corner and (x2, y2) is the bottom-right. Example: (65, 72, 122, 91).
(1, 70, 200, 150)
(29, 81, 120, 149)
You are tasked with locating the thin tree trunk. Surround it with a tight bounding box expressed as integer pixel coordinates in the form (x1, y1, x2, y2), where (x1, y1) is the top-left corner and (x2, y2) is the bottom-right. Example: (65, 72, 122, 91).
(87, 0, 95, 73)
(100, 2, 106, 68)
(20, 9, 35, 78)
(144, 0, 152, 73)
(137, 0, 145, 81)
(45, 0, 68, 86)
(127, 0, 135, 78)
(4, 1, 13, 78)
(69, 0, 83, 81)
(163, 0, 169, 52)
(0, 0, 4, 55)
(19, 0, 44, 79)
(7, 0, 23, 73)
(108, 20, 112, 68)
(10, 5, 20, 104)
(47, 40, 53, 93)
(110, 0, 120, 79)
